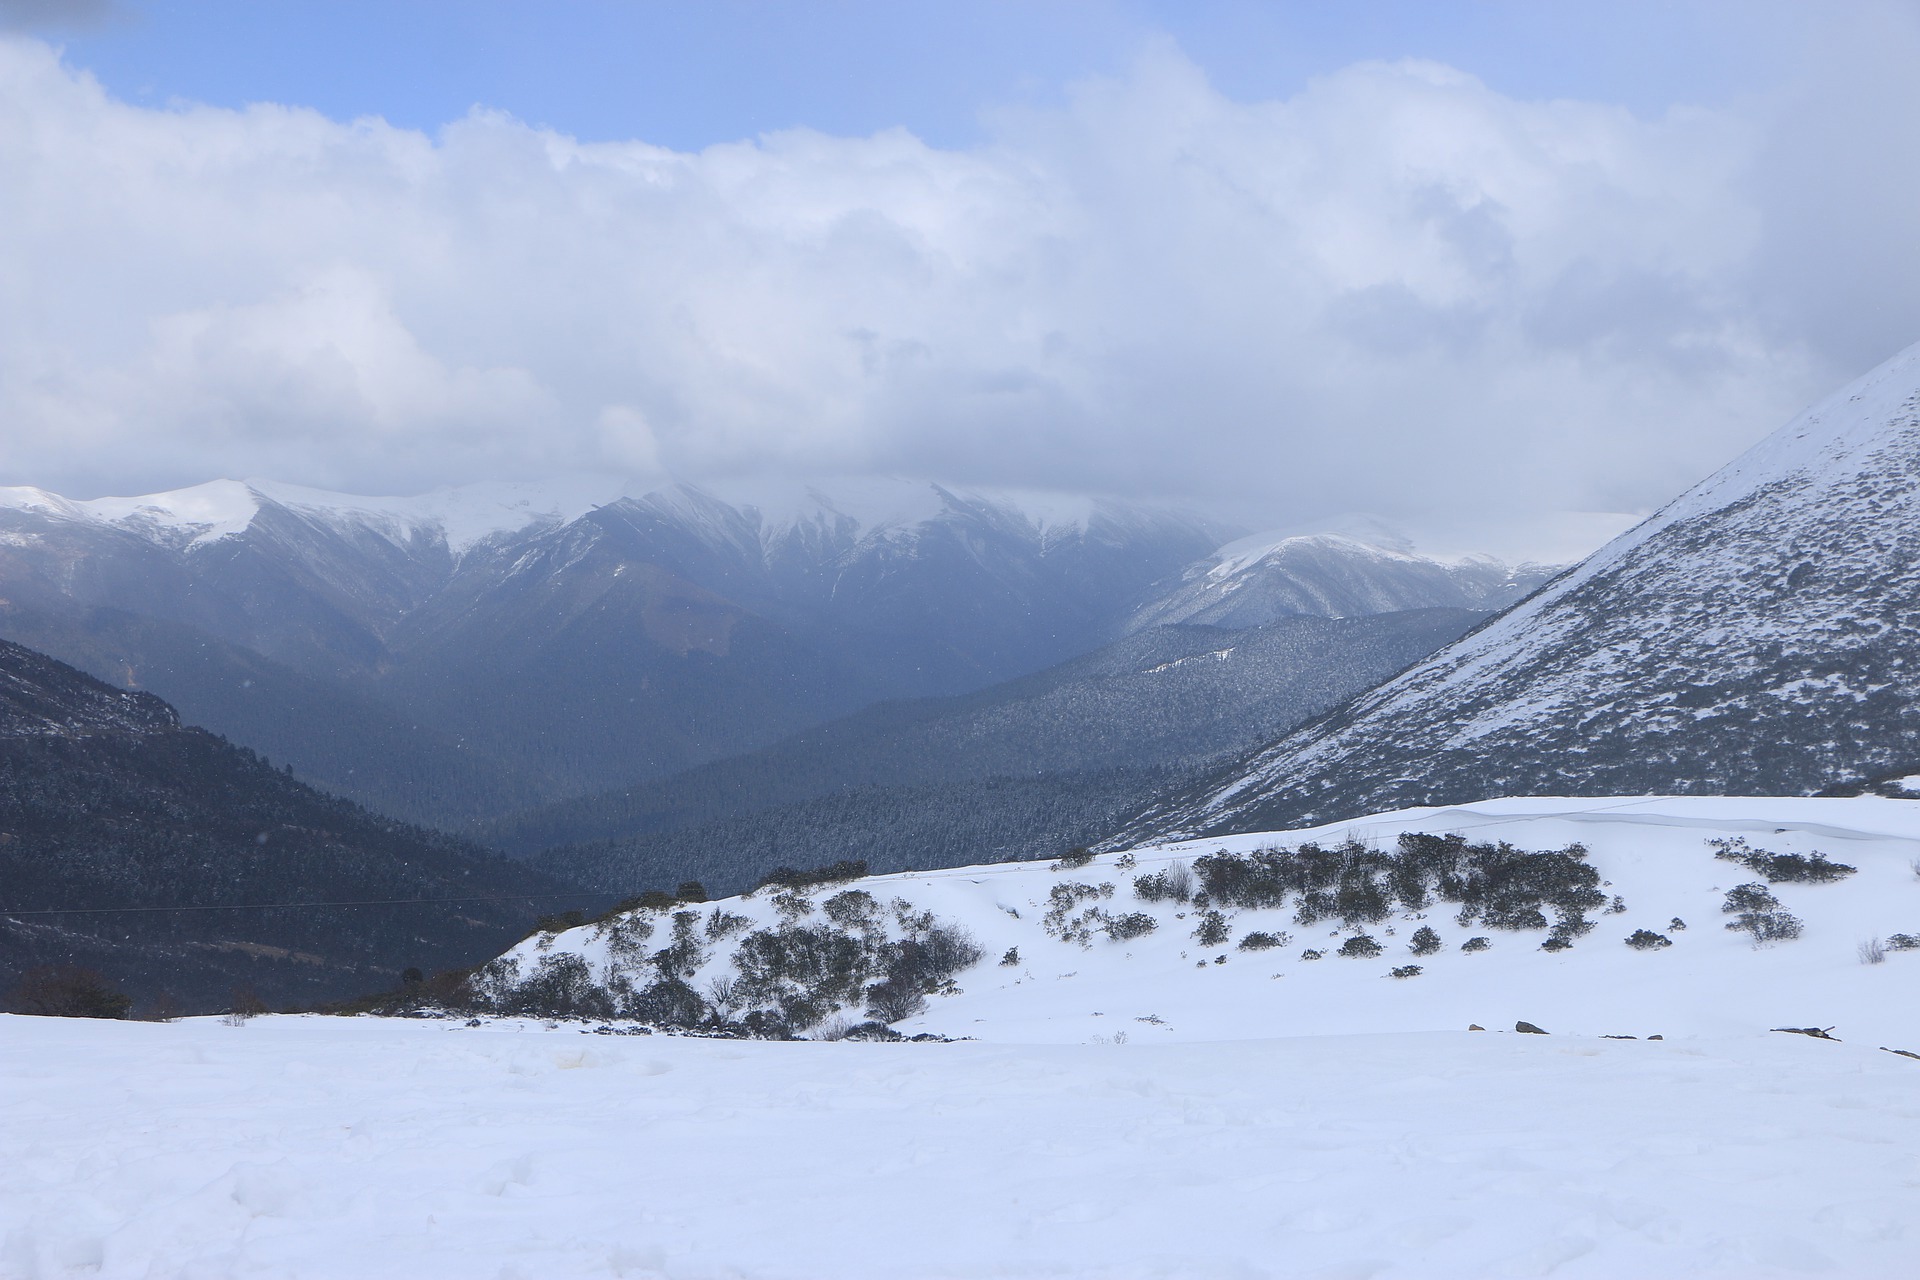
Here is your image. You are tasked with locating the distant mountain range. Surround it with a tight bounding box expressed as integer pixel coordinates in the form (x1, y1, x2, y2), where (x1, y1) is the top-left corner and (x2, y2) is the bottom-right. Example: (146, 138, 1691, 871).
(497, 606, 1486, 895)
(1131, 339, 1920, 841)
(0, 639, 585, 1012)
(0, 476, 1548, 834)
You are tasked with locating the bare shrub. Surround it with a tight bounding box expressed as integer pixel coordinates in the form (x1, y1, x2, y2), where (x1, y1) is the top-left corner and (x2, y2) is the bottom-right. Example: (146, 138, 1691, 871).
(1134, 861, 1194, 903)
(1859, 937, 1887, 965)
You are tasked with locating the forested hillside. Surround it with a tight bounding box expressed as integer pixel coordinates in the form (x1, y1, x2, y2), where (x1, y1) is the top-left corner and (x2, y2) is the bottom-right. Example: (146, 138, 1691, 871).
(0, 638, 589, 1012)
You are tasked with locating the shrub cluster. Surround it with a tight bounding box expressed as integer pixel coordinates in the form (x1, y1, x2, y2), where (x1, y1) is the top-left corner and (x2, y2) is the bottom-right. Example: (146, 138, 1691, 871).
(1721, 883, 1804, 943)
(469, 890, 984, 1036)
(1190, 833, 1604, 944)
(1624, 929, 1673, 950)
(1043, 881, 1117, 947)
(1104, 912, 1158, 942)
(1708, 837, 1855, 884)
(1132, 861, 1195, 903)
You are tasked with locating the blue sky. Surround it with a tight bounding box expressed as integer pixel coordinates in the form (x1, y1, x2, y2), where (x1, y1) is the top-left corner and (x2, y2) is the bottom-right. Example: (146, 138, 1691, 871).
(1, 1, 1915, 560)
(30, 1, 1781, 147)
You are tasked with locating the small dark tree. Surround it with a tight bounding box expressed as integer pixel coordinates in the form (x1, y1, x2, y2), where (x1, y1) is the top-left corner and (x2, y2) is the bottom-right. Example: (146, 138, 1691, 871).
(1191, 910, 1231, 947)
(1105, 913, 1158, 942)
(1408, 926, 1442, 956)
(1338, 935, 1382, 959)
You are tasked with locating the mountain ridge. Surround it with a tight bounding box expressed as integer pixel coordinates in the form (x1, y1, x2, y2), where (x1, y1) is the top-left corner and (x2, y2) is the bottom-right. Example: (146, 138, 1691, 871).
(1128, 339, 1920, 841)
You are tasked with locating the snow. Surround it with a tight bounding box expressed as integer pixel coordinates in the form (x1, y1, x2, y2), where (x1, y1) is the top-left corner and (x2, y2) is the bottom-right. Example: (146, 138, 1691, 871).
(5, 1013, 1919, 1279)
(490, 794, 1920, 1048)
(7, 795, 1920, 1275)
(249, 477, 629, 554)
(1, 474, 1189, 561)
(0, 477, 629, 555)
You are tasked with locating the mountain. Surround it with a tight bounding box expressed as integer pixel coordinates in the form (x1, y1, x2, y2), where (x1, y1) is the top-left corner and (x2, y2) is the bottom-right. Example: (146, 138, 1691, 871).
(502, 607, 1486, 895)
(1129, 341, 1920, 841)
(0, 637, 587, 1013)
(1126, 520, 1556, 631)
(0, 477, 1229, 825)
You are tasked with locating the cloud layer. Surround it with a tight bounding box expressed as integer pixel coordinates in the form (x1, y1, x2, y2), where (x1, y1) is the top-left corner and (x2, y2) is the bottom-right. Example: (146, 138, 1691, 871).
(3, 14, 1918, 556)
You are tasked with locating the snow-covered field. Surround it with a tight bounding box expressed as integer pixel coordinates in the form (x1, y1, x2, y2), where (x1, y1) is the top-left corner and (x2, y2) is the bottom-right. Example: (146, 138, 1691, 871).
(7, 1014, 1920, 1279)
(7, 796, 1920, 1278)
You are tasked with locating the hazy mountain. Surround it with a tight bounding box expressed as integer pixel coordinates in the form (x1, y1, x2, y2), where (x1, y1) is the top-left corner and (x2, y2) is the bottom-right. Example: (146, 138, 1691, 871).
(511, 607, 1485, 895)
(1129, 340, 1920, 841)
(0, 637, 586, 1013)
(0, 477, 1228, 824)
(1128, 522, 1557, 631)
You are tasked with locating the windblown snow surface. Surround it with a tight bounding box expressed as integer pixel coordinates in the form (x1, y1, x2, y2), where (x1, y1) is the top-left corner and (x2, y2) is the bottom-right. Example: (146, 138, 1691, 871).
(6, 796, 1920, 1278)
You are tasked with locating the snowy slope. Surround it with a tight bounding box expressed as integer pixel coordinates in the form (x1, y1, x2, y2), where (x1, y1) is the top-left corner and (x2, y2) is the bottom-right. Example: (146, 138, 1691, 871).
(1134, 340, 1920, 838)
(1127, 523, 1557, 631)
(10, 794, 1920, 1279)
(485, 795, 1920, 1049)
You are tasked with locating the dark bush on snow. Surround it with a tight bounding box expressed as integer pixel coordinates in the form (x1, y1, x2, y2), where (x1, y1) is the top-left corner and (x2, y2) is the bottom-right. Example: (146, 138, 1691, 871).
(1709, 837, 1855, 884)
(734, 924, 870, 1013)
(1721, 883, 1803, 943)
(1460, 936, 1492, 953)
(865, 922, 985, 1024)
(626, 976, 707, 1028)
(1625, 929, 1673, 950)
(1052, 847, 1097, 870)
(1133, 860, 1195, 903)
(1194, 833, 1604, 938)
(1191, 909, 1231, 947)
(1104, 912, 1158, 942)
(490, 953, 615, 1020)
(1888, 933, 1920, 951)
(863, 978, 926, 1024)
(1389, 965, 1423, 979)
(1408, 926, 1442, 956)
(1237, 931, 1288, 951)
(1338, 935, 1382, 959)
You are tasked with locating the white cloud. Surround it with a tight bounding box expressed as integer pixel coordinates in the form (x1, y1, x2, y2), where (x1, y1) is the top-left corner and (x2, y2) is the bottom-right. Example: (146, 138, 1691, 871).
(1, 18, 1916, 554)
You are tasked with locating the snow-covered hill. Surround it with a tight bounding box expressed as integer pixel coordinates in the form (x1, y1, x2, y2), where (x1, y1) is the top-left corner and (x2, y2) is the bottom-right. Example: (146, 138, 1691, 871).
(11, 794, 1918, 1278)
(1126, 523, 1555, 631)
(1133, 340, 1920, 839)
(477, 795, 1920, 1049)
